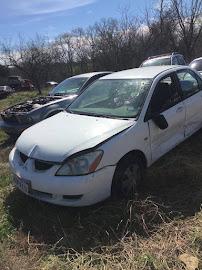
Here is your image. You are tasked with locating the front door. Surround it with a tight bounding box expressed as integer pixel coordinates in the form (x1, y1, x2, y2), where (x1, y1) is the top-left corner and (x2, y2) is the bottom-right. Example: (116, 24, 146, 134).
(146, 73, 186, 162)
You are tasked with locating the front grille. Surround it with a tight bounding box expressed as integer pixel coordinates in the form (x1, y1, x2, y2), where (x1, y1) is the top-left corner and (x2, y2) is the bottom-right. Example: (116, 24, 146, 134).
(35, 160, 53, 171)
(19, 151, 54, 171)
(19, 152, 28, 163)
(63, 195, 83, 200)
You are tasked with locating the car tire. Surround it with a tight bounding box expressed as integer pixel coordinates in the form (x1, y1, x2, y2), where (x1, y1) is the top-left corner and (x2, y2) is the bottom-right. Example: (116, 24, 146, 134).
(111, 154, 145, 199)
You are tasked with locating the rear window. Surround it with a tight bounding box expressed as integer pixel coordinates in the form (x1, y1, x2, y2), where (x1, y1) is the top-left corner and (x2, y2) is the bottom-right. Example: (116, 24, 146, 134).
(50, 77, 87, 96)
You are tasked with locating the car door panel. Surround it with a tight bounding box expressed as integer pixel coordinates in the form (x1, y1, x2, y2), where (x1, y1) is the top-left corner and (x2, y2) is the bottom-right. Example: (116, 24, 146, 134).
(146, 73, 186, 162)
(148, 102, 185, 162)
(176, 69, 202, 137)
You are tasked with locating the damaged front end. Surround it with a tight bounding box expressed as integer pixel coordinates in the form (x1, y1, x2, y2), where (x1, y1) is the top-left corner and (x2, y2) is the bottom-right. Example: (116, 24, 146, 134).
(1, 96, 60, 124)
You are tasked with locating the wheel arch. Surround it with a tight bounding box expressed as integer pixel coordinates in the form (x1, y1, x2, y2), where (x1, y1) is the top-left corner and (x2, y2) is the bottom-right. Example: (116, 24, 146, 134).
(111, 149, 147, 197)
(116, 150, 147, 169)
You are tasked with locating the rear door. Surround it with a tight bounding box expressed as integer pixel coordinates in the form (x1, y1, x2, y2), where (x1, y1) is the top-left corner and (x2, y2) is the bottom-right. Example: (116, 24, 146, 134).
(145, 73, 186, 162)
(176, 69, 202, 137)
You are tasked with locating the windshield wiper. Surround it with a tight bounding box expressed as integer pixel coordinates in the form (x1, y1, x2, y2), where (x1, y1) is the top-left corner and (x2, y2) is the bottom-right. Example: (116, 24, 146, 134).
(65, 110, 136, 120)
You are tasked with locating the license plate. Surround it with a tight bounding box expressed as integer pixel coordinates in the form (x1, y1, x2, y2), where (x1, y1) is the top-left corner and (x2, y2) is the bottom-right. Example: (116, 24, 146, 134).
(13, 175, 31, 194)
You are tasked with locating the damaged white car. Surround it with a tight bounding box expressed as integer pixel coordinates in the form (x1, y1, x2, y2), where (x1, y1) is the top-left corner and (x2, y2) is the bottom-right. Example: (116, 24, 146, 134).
(9, 66, 202, 206)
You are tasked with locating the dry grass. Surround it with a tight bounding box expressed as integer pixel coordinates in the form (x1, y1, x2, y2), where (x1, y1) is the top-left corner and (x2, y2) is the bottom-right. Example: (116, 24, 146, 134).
(0, 91, 201, 269)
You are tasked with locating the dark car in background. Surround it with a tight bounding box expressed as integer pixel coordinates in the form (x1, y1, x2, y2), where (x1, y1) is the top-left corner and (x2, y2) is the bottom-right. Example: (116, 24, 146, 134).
(22, 79, 35, 90)
(8, 76, 34, 91)
(8, 76, 24, 91)
(0, 72, 111, 136)
(0, 86, 13, 99)
(189, 57, 202, 75)
(140, 52, 186, 67)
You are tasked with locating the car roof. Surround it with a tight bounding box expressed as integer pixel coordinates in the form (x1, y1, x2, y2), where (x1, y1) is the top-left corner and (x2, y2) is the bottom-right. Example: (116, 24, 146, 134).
(148, 55, 171, 60)
(190, 57, 202, 63)
(141, 56, 171, 65)
(72, 72, 112, 78)
(147, 52, 182, 59)
(101, 66, 186, 80)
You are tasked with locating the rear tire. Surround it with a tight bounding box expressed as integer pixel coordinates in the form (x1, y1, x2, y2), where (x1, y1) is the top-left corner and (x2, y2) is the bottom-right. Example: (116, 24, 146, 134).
(111, 154, 145, 198)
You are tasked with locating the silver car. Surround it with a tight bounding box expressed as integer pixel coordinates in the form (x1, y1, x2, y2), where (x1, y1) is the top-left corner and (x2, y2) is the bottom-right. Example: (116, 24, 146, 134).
(140, 52, 186, 67)
(0, 72, 111, 136)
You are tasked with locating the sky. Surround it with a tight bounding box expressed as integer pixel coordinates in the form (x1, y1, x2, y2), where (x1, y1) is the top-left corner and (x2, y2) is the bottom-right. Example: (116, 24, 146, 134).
(0, 0, 155, 42)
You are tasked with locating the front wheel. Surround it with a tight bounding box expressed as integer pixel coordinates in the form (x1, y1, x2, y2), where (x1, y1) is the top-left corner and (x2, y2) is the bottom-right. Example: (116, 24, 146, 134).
(111, 154, 145, 198)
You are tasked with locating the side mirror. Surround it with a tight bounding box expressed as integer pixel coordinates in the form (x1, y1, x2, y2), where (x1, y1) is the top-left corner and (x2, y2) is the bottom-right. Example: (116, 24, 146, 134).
(152, 114, 168, 130)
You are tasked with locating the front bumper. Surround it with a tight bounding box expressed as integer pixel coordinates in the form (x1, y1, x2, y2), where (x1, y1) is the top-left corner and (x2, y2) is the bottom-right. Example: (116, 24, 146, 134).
(9, 148, 116, 207)
(0, 120, 30, 135)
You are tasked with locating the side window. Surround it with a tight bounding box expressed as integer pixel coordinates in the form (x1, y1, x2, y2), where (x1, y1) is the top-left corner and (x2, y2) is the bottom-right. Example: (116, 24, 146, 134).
(172, 57, 178, 65)
(177, 70, 201, 98)
(178, 56, 186, 65)
(150, 75, 180, 114)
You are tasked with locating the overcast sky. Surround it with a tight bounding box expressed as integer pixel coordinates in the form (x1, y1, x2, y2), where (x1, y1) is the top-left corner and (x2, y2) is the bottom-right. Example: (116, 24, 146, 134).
(0, 0, 154, 41)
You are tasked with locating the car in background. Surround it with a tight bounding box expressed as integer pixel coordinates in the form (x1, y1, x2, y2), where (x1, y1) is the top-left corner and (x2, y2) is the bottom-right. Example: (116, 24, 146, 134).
(8, 76, 34, 91)
(0, 72, 112, 136)
(0, 86, 13, 99)
(8, 76, 24, 91)
(140, 52, 186, 67)
(9, 66, 202, 206)
(45, 81, 58, 87)
(189, 57, 202, 75)
(22, 79, 35, 91)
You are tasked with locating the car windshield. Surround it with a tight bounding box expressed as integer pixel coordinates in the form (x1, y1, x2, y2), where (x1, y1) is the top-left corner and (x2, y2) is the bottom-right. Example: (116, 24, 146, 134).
(68, 79, 152, 119)
(141, 57, 171, 67)
(50, 77, 87, 96)
(190, 60, 202, 71)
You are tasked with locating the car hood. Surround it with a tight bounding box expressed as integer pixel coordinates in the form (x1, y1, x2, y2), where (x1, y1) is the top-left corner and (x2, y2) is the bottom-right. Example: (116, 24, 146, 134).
(31, 94, 78, 111)
(16, 111, 135, 162)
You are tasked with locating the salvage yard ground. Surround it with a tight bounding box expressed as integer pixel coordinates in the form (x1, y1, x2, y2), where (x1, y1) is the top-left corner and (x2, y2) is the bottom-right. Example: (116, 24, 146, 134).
(0, 91, 201, 270)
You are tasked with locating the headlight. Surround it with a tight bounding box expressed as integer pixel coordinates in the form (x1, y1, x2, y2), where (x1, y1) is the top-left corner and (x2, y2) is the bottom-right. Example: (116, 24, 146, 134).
(56, 150, 103, 176)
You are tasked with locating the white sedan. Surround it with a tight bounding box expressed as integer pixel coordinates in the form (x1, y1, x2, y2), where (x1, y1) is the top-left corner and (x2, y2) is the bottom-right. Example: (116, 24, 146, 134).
(9, 66, 202, 206)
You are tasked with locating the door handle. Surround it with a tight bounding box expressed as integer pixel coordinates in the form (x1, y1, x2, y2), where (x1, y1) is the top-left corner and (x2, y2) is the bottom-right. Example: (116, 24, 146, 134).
(176, 106, 183, 113)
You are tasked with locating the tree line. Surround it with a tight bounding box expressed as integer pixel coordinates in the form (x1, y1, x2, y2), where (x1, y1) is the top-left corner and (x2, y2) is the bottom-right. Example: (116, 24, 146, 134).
(0, 0, 201, 93)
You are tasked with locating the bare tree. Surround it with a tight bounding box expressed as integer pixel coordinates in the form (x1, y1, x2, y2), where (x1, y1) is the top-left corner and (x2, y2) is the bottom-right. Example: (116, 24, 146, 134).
(1, 0, 201, 89)
(171, 0, 202, 60)
(144, 0, 178, 57)
(87, 18, 122, 70)
(1, 35, 54, 94)
(54, 33, 75, 76)
(71, 28, 91, 73)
